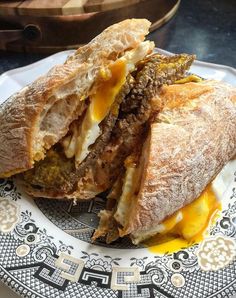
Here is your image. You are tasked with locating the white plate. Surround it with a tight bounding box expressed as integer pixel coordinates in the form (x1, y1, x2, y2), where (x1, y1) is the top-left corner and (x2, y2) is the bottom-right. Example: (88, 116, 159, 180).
(0, 49, 236, 298)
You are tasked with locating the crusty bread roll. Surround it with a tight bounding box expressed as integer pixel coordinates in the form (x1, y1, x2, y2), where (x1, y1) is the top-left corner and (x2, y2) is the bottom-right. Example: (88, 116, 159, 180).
(0, 18, 196, 211)
(0, 19, 151, 178)
(93, 80, 236, 244)
(19, 52, 194, 200)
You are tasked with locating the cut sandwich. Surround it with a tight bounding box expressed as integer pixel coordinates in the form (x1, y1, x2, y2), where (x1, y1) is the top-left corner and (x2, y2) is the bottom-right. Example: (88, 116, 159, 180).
(2, 19, 233, 247)
(0, 19, 195, 200)
(93, 80, 236, 244)
(22, 53, 194, 199)
(0, 19, 153, 178)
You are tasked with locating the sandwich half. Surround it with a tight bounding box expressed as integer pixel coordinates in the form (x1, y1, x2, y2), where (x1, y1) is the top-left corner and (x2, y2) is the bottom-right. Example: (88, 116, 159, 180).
(0, 19, 195, 200)
(93, 80, 236, 244)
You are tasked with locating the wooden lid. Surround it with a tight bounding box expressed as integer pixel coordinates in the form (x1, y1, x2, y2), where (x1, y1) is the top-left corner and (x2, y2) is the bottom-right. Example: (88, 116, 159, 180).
(0, 0, 180, 53)
(0, 0, 150, 15)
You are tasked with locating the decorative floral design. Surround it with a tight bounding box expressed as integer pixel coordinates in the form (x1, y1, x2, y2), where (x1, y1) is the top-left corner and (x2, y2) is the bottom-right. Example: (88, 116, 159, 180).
(168, 260, 183, 272)
(230, 187, 236, 200)
(0, 179, 14, 192)
(212, 197, 236, 238)
(86, 259, 112, 272)
(16, 244, 30, 257)
(234, 171, 236, 182)
(0, 179, 21, 201)
(145, 264, 168, 286)
(57, 240, 73, 255)
(21, 210, 35, 223)
(171, 273, 185, 288)
(31, 243, 57, 262)
(224, 201, 236, 217)
(196, 236, 236, 271)
(130, 257, 148, 270)
(154, 255, 169, 264)
(13, 210, 38, 241)
(173, 249, 199, 272)
(152, 269, 168, 286)
(210, 205, 235, 237)
(219, 216, 236, 237)
(0, 161, 235, 297)
(0, 197, 20, 233)
(24, 233, 39, 245)
(81, 251, 121, 272)
(210, 224, 221, 236)
(103, 255, 121, 267)
(8, 190, 22, 202)
(10, 208, 58, 262)
(38, 228, 54, 244)
(142, 254, 169, 286)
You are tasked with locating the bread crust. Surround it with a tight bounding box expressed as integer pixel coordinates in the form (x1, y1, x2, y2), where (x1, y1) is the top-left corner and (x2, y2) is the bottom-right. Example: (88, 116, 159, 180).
(0, 19, 151, 178)
(125, 81, 236, 241)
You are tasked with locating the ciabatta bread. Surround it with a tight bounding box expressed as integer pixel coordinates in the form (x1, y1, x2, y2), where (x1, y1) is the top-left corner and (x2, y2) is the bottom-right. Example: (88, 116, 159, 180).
(116, 80, 236, 244)
(19, 53, 195, 199)
(0, 19, 151, 178)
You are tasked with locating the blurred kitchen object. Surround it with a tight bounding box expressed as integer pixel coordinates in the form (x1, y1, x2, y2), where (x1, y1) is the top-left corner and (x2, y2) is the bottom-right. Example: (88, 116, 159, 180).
(0, 0, 180, 53)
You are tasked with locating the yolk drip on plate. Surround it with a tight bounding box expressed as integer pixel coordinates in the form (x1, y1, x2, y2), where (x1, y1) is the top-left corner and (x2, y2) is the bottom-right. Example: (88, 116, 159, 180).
(145, 185, 221, 254)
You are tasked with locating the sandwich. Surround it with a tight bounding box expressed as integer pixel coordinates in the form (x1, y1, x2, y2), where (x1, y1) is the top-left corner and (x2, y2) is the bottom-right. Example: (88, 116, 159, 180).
(0, 19, 194, 200)
(1, 19, 235, 246)
(93, 80, 236, 244)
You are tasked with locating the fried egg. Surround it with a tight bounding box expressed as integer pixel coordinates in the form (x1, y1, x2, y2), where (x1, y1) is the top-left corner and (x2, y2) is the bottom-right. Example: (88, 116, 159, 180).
(145, 185, 221, 253)
(63, 41, 154, 165)
(116, 161, 221, 253)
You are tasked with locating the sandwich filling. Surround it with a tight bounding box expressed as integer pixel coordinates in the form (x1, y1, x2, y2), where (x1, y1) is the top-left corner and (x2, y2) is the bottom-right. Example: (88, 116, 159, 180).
(96, 154, 221, 250)
(22, 53, 195, 198)
(93, 126, 221, 248)
(93, 80, 235, 247)
(62, 41, 153, 165)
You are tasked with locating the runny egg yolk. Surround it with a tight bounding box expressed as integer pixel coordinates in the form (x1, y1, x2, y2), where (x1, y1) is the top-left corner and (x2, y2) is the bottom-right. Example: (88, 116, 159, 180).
(90, 60, 127, 122)
(63, 41, 153, 164)
(145, 185, 221, 254)
(63, 59, 127, 164)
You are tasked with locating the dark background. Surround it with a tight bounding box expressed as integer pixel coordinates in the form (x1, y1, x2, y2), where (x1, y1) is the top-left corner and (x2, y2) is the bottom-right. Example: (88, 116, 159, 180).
(0, 0, 235, 75)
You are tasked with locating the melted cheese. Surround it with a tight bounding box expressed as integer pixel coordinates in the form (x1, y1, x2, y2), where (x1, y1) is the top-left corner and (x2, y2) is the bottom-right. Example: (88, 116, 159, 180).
(145, 185, 221, 254)
(175, 74, 203, 84)
(63, 41, 154, 164)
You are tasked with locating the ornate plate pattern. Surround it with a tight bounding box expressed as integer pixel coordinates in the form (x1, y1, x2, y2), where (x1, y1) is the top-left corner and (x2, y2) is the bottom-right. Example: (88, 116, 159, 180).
(0, 49, 236, 298)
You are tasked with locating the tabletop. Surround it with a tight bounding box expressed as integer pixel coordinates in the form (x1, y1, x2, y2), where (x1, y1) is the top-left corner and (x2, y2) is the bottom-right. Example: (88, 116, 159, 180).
(0, 0, 235, 297)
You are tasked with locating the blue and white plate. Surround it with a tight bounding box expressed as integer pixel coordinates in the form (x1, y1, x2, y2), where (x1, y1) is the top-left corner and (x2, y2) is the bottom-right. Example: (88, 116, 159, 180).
(0, 49, 236, 298)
